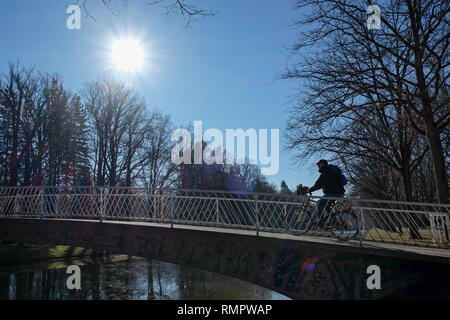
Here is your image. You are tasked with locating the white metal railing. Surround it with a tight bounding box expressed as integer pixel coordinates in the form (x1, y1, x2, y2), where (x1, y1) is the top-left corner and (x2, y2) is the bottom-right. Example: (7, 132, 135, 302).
(0, 186, 449, 248)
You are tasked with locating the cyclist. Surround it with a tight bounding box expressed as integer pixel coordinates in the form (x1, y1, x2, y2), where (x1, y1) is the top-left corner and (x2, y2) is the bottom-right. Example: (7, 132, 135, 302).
(306, 159, 345, 226)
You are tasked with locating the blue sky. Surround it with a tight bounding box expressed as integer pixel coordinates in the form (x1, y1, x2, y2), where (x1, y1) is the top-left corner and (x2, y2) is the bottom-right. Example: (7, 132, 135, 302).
(0, 0, 322, 192)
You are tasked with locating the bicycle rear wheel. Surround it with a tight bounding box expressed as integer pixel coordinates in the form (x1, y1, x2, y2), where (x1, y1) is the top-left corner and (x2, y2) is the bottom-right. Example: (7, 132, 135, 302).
(331, 211, 359, 240)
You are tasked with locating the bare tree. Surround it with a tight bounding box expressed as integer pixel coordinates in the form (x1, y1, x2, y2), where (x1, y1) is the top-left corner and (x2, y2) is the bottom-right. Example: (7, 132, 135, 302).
(78, 0, 217, 27)
(121, 105, 149, 187)
(283, 0, 449, 203)
(82, 78, 147, 186)
(141, 111, 178, 190)
(0, 63, 92, 187)
(0, 63, 37, 186)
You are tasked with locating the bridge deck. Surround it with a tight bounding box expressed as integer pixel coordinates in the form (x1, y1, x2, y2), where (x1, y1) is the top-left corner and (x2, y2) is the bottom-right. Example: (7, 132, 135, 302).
(150, 221, 450, 263)
(6, 217, 448, 264)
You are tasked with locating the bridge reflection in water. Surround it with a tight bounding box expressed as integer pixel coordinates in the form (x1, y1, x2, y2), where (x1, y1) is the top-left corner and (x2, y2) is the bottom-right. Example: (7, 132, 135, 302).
(0, 187, 449, 299)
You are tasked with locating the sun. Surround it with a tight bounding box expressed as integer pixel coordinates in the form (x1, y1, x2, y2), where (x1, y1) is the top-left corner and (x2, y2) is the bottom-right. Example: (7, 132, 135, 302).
(111, 39, 144, 72)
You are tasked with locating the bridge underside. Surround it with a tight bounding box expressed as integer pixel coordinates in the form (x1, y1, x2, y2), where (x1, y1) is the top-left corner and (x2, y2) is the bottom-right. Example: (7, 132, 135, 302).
(0, 218, 449, 299)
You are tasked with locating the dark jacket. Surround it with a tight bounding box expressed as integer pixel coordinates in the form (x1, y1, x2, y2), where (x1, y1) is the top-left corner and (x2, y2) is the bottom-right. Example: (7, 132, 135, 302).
(309, 165, 345, 195)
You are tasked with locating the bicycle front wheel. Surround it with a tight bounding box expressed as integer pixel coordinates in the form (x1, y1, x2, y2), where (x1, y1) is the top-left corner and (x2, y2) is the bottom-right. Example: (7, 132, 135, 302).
(331, 211, 359, 240)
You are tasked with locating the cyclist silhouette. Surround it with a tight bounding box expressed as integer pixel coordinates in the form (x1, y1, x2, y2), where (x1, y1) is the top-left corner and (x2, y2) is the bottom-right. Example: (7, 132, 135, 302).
(306, 159, 345, 225)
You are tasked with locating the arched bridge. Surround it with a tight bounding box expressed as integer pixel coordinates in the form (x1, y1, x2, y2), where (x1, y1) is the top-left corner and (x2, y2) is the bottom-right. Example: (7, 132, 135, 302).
(0, 187, 449, 299)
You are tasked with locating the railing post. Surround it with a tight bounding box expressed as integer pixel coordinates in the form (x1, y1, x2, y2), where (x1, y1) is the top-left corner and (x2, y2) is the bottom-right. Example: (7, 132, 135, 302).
(162, 195, 166, 224)
(170, 193, 174, 228)
(100, 187, 104, 222)
(284, 204, 288, 233)
(255, 194, 259, 236)
(359, 201, 364, 248)
(14, 192, 19, 216)
(40, 188, 44, 220)
(216, 198, 219, 227)
(444, 213, 450, 245)
(55, 191, 59, 217)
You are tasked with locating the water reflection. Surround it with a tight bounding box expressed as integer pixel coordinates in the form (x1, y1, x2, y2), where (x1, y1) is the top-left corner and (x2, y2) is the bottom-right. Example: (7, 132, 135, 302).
(0, 256, 290, 300)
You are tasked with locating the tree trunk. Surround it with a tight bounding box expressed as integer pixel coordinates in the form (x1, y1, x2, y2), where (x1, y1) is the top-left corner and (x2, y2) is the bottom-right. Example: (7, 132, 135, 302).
(423, 119, 448, 203)
(23, 136, 32, 186)
(407, 1, 448, 204)
(9, 107, 20, 186)
(401, 169, 413, 202)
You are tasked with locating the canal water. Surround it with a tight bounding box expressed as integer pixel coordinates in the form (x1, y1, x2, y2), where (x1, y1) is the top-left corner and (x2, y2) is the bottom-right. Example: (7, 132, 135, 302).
(0, 255, 290, 300)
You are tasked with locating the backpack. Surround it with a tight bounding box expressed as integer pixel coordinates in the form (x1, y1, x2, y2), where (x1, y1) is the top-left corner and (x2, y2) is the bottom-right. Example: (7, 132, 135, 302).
(328, 164, 348, 186)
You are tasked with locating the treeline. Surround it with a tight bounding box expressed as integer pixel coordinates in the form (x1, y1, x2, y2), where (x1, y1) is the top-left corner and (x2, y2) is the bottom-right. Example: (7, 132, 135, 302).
(0, 62, 278, 194)
(284, 0, 449, 203)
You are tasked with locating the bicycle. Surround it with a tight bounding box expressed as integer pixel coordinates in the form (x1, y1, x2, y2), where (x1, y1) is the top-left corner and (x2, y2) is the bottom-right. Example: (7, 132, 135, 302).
(293, 185, 360, 241)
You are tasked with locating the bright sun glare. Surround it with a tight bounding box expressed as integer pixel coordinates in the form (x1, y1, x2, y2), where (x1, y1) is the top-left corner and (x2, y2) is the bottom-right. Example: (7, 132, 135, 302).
(111, 39, 144, 72)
